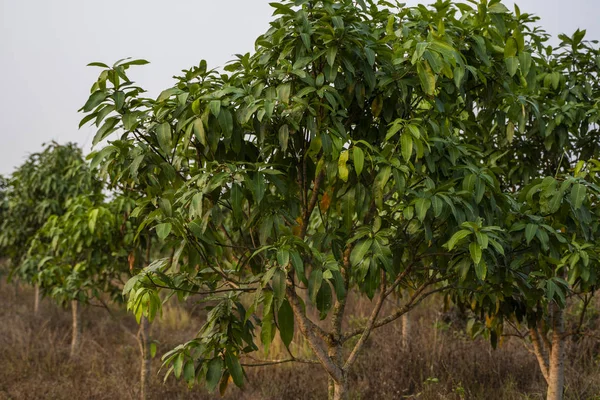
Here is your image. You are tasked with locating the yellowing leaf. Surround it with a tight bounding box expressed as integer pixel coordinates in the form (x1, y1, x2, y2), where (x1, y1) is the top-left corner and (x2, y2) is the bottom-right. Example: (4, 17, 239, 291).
(338, 150, 349, 182)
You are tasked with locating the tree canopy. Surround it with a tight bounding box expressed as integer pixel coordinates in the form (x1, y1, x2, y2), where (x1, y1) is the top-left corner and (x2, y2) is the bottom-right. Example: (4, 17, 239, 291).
(77, 0, 600, 399)
(0, 142, 102, 283)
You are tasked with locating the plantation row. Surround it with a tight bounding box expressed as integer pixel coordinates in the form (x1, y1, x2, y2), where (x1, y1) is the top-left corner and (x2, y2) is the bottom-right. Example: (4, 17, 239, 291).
(2, 1, 600, 399)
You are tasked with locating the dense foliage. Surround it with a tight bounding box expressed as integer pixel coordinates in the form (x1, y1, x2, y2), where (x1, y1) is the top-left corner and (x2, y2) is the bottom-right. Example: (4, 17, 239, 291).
(0, 143, 101, 285)
(0, 1, 598, 399)
(78, 0, 600, 398)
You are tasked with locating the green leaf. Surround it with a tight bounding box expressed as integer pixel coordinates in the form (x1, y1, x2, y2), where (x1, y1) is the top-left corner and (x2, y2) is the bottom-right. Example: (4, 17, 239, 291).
(278, 125, 289, 153)
(525, 224, 538, 244)
(277, 299, 294, 347)
(92, 117, 118, 145)
(475, 232, 489, 250)
(505, 57, 519, 77)
(277, 249, 290, 267)
(469, 241, 482, 265)
(121, 59, 150, 67)
(260, 291, 274, 351)
(488, 3, 509, 13)
(157, 88, 179, 102)
(504, 37, 518, 58)
(290, 250, 306, 283)
(417, 61, 436, 95)
(254, 173, 266, 204)
(474, 260, 487, 280)
(446, 230, 471, 250)
(315, 281, 332, 320)
(225, 352, 244, 388)
(156, 223, 172, 240)
(475, 178, 485, 204)
(308, 269, 323, 304)
(519, 52, 532, 76)
(327, 46, 338, 67)
(193, 118, 207, 146)
(350, 239, 373, 267)
(184, 362, 195, 384)
(401, 134, 413, 161)
(87, 62, 109, 68)
(156, 122, 172, 153)
(88, 209, 99, 234)
(82, 91, 107, 112)
(277, 83, 291, 104)
(571, 183, 587, 209)
(431, 196, 444, 217)
(272, 269, 286, 310)
(506, 121, 515, 143)
(210, 100, 221, 117)
(123, 113, 137, 131)
(353, 147, 365, 176)
(230, 184, 242, 223)
(463, 174, 476, 192)
(415, 198, 431, 222)
(173, 353, 184, 378)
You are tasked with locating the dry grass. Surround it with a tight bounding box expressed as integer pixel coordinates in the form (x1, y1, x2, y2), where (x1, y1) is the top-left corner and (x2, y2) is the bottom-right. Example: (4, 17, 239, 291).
(0, 279, 599, 400)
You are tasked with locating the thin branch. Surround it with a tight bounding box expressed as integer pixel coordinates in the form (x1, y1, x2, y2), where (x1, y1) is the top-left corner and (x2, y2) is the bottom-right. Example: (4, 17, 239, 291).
(301, 168, 325, 239)
(145, 275, 254, 296)
(341, 278, 446, 343)
(241, 356, 319, 367)
(343, 270, 387, 371)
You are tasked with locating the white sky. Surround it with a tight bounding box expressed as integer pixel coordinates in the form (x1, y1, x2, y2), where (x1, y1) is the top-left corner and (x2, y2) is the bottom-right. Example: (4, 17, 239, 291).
(0, 0, 598, 175)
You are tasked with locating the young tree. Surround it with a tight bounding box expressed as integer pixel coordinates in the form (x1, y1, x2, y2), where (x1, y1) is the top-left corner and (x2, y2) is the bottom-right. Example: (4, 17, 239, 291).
(447, 27, 600, 400)
(81, 1, 546, 398)
(0, 142, 101, 313)
(26, 192, 134, 357)
(89, 143, 174, 400)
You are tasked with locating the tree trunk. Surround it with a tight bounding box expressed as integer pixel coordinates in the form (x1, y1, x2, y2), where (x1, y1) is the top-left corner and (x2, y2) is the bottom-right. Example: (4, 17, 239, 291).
(70, 300, 82, 358)
(401, 312, 410, 350)
(529, 327, 549, 384)
(138, 317, 151, 400)
(546, 305, 565, 400)
(332, 378, 348, 400)
(34, 284, 40, 314)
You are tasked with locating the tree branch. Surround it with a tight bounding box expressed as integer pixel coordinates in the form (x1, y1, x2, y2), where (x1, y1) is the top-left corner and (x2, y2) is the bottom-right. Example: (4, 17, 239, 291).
(301, 168, 325, 239)
(341, 278, 445, 343)
(343, 270, 387, 371)
(529, 326, 550, 384)
(287, 287, 342, 382)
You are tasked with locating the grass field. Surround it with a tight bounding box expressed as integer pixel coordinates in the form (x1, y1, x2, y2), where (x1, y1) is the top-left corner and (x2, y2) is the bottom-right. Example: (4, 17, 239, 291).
(1, 279, 599, 400)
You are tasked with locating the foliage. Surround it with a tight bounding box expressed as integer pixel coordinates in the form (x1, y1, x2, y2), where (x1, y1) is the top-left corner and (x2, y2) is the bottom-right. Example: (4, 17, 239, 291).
(80, 0, 574, 396)
(0, 142, 102, 284)
(25, 194, 136, 306)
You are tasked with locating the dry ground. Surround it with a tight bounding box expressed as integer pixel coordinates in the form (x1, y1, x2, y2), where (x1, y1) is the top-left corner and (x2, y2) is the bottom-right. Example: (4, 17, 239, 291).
(1, 279, 599, 400)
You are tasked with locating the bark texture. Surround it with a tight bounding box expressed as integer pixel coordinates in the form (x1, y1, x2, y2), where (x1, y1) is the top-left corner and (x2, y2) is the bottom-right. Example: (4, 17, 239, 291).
(546, 305, 565, 400)
(333, 379, 348, 400)
(529, 327, 550, 384)
(138, 317, 151, 400)
(401, 312, 410, 350)
(70, 300, 82, 358)
(34, 284, 40, 314)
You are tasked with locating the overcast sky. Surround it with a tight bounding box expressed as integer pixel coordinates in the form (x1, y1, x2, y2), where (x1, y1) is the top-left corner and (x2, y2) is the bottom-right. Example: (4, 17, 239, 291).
(1, 0, 598, 175)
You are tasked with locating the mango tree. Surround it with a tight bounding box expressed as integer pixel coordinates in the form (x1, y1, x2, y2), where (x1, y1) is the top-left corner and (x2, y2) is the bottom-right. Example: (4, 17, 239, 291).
(25, 193, 134, 357)
(0, 142, 102, 313)
(450, 28, 600, 400)
(89, 144, 169, 400)
(80, 0, 550, 398)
